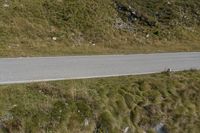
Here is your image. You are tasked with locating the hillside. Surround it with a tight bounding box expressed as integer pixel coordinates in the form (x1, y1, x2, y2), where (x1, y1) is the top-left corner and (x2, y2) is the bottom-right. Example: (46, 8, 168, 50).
(0, 70, 200, 132)
(0, 0, 200, 57)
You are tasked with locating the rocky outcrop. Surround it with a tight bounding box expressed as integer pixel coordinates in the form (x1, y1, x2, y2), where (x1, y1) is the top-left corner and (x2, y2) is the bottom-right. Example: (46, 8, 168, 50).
(114, 1, 156, 27)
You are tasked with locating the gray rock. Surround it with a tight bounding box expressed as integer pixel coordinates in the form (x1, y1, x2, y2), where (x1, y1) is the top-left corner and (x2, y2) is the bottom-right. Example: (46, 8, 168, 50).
(123, 127, 129, 133)
(3, 3, 9, 7)
(155, 123, 168, 133)
(84, 118, 89, 126)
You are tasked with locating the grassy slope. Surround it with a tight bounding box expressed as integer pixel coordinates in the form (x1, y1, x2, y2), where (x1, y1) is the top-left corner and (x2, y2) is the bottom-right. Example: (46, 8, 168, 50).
(0, 0, 200, 57)
(0, 70, 200, 133)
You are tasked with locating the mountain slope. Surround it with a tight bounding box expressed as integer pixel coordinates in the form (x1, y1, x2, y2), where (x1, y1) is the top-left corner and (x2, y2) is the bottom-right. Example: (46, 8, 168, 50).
(0, 0, 200, 56)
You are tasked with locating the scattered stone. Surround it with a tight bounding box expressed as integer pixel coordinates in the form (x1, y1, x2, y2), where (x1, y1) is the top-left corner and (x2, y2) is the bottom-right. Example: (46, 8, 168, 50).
(52, 37, 57, 41)
(39, 90, 42, 93)
(167, 1, 171, 5)
(132, 11, 136, 15)
(146, 34, 150, 38)
(3, 3, 9, 8)
(70, 32, 84, 46)
(13, 104, 17, 108)
(89, 41, 96, 46)
(114, 18, 133, 31)
(123, 127, 129, 133)
(155, 123, 168, 133)
(11, 44, 20, 48)
(167, 68, 172, 73)
(84, 118, 89, 126)
(115, 2, 156, 27)
(0, 112, 13, 123)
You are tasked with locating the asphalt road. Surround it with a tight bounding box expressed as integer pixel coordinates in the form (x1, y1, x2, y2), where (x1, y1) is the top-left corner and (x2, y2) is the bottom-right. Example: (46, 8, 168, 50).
(0, 52, 200, 84)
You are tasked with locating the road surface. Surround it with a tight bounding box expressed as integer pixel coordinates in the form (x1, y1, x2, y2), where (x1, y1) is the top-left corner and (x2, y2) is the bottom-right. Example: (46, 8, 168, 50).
(0, 52, 200, 84)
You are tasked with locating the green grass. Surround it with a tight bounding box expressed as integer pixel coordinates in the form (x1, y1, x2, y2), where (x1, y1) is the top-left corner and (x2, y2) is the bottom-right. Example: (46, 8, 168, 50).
(0, 0, 200, 57)
(0, 70, 200, 132)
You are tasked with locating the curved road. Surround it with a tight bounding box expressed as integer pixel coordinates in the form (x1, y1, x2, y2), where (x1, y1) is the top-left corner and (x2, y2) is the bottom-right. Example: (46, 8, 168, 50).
(0, 52, 200, 84)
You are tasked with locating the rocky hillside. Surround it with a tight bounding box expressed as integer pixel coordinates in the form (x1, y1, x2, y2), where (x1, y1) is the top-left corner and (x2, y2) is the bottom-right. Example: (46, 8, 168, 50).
(0, 0, 200, 56)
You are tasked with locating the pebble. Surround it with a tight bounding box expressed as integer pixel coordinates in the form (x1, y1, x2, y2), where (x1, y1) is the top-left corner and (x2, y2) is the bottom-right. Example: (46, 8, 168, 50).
(167, 1, 171, 5)
(52, 37, 57, 41)
(155, 123, 167, 133)
(3, 4, 9, 8)
(124, 127, 129, 133)
(84, 118, 89, 126)
(13, 104, 17, 108)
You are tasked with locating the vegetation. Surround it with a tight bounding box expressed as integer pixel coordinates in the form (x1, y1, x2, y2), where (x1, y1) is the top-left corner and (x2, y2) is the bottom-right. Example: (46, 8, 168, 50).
(0, 70, 200, 132)
(0, 0, 200, 57)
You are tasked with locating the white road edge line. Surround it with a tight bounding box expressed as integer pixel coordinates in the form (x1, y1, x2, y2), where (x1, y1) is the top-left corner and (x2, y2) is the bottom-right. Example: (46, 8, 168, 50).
(0, 69, 192, 85)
